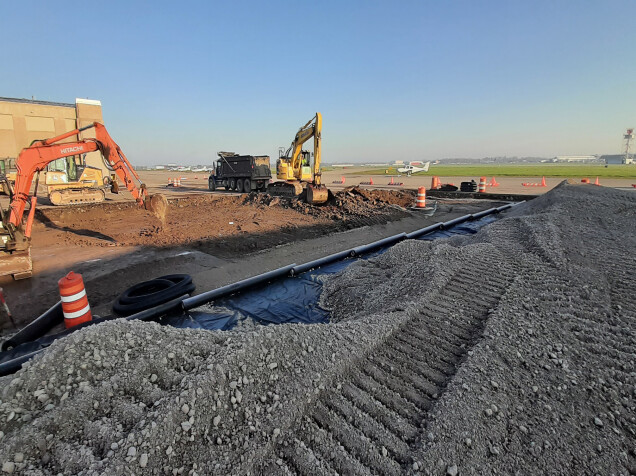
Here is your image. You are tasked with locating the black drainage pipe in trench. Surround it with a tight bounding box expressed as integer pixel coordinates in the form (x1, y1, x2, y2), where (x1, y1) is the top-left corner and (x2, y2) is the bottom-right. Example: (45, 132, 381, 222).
(469, 207, 499, 220)
(290, 249, 354, 276)
(125, 294, 191, 321)
(1, 301, 63, 351)
(440, 213, 473, 230)
(182, 264, 297, 311)
(351, 232, 407, 257)
(405, 222, 443, 240)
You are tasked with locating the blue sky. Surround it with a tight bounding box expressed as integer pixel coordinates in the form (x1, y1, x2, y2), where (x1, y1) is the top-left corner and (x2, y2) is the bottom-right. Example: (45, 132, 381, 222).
(1, 1, 635, 165)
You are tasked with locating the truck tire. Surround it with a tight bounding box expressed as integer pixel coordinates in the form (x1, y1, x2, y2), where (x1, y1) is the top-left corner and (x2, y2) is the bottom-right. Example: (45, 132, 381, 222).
(229, 178, 236, 190)
(236, 179, 244, 193)
(243, 178, 251, 193)
(209, 178, 216, 191)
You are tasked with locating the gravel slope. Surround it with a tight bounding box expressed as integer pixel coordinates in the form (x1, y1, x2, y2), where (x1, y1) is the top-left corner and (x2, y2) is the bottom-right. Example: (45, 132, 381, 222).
(0, 183, 634, 475)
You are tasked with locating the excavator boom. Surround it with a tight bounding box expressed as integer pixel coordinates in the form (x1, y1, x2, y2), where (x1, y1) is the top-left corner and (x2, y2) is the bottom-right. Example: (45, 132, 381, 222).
(9, 123, 148, 228)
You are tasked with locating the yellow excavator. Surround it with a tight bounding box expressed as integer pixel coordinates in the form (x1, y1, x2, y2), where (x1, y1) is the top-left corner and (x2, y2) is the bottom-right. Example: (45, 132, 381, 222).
(269, 112, 329, 204)
(44, 155, 114, 205)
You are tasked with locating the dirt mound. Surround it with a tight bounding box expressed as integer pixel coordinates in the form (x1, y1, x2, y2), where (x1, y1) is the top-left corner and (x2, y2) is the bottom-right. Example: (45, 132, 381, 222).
(1, 184, 633, 474)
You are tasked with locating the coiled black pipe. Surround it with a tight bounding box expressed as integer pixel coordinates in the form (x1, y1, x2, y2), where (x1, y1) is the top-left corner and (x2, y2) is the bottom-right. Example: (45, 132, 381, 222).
(113, 274, 194, 316)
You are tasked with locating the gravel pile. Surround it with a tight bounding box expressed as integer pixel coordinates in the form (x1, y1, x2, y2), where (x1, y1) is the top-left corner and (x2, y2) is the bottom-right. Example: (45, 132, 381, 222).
(0, 183, 634, 475)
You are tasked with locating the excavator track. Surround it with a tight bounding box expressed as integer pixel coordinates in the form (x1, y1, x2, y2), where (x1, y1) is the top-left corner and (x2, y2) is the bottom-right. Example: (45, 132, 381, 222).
(257, 256, 514, 475)
(267, 181, 304, 199)
(49, 188, 106, 206)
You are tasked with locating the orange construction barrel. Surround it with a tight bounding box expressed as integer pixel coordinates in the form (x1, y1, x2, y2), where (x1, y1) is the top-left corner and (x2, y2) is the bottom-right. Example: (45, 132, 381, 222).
(478, 176, 487, 193)
(58, 271, 92, 328)
(416, 187, 426, 208)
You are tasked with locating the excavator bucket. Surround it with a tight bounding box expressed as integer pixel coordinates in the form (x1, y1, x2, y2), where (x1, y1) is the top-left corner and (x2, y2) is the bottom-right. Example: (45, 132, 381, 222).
(0, 249, 32, 280)
(146, 194, 168, 223)
(306, 184, 329, 205)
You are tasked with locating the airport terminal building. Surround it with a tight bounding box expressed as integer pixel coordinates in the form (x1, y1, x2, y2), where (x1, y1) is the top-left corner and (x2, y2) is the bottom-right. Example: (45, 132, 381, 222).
(0, 97, 108, 175)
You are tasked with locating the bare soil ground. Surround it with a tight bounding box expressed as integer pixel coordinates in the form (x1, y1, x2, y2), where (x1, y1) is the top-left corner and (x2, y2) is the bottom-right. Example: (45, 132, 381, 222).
(0, 183, 633, 475)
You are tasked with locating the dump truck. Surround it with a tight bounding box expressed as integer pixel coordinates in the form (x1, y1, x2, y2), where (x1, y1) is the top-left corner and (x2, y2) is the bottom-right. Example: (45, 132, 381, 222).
(208, 152, 271, 193)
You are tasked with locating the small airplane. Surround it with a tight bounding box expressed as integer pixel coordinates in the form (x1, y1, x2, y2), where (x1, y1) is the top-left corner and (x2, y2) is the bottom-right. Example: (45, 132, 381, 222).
(397, 161, 430, 176)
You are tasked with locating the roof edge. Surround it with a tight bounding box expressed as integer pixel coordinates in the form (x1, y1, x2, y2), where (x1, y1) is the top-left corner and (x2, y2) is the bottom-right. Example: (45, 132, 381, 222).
(0, 97, 75, 108)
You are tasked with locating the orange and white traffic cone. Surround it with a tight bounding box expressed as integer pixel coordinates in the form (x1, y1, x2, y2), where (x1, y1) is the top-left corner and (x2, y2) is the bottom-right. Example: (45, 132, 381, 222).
(594, 176, 600, 186)
(416, 187, 426, 208)
(541, 176, 547, 187)
(370, 177, 374, 185)
(478, 176, 487, 193)
(58, 272, 92, 329)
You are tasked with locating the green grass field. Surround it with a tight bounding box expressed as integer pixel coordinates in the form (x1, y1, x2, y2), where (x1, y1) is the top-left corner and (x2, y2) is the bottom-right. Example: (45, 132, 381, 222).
(356, 164, 636, 178)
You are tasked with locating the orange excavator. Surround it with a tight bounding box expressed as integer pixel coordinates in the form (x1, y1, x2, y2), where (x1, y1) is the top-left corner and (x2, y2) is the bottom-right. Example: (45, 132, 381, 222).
(0, 122, 166, 279)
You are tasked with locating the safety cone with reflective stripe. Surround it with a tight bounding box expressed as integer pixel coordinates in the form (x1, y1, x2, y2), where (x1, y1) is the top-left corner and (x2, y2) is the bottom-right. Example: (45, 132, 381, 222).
(416, 187, 426, 208)
(478, 176, 487, 193)
(58, 271, 92, 328)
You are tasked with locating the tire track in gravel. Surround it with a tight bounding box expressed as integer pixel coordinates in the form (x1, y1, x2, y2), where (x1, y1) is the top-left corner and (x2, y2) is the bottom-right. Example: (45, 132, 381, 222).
(258, 256, 514, 475)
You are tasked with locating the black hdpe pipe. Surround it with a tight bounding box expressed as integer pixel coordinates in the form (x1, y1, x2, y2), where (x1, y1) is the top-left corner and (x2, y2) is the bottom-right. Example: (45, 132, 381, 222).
(405, 223, 444, 239)
(440, 214, 473, 230)
(497, 203, 515, 212)
(351, 233, 407, 257)
(1, 301, 63, 351)
(291, 250, 353, 276)
(469, 207, 499, 220)
(0, 349, 43, 377)
(0, 294, 192, 377)
(125, 294, 190, 321)
(182, 264, 297, 311)
(0, 315, 115, 377)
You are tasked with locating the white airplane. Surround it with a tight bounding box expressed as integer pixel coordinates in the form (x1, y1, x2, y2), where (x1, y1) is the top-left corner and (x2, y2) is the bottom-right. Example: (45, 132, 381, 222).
(397, 161, 430, 176)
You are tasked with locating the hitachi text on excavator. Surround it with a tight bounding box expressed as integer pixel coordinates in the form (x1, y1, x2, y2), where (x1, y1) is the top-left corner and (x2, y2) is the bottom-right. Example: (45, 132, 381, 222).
(0, 122, 167, 279)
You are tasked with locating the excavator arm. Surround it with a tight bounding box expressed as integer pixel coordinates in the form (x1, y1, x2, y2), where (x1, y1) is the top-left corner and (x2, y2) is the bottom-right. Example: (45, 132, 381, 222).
(8, 122, 149, 230)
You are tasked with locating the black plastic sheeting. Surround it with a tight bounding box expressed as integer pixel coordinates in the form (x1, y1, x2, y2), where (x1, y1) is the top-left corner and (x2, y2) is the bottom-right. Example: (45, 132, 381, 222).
(0, 210, 506, 375)
(168, 214, 499, 331)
